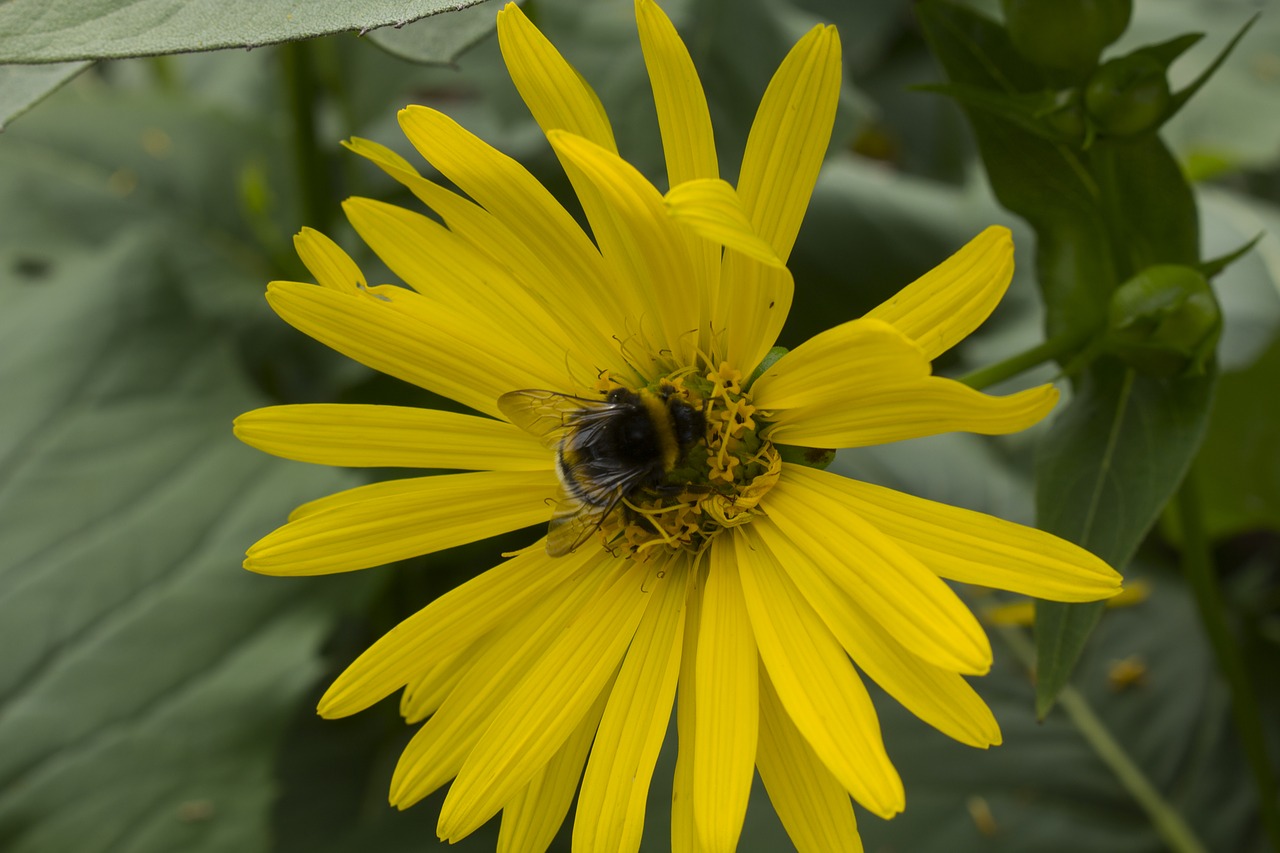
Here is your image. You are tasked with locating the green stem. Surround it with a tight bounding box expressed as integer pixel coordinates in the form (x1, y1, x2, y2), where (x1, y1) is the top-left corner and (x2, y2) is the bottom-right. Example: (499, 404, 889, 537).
(999, 626, 1210, 853)
(281, 40, 332, 232)
(958, 328, 1090, 391)
(147, 55, 178, 93)
(1176, 472, 1280, 851)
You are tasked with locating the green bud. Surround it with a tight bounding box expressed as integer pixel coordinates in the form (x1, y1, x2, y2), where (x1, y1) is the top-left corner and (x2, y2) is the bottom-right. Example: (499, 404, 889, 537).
(1084, 53, 1172, 136)
(1002, 0, 1133, 75)
(1106, 265, 1221, 377)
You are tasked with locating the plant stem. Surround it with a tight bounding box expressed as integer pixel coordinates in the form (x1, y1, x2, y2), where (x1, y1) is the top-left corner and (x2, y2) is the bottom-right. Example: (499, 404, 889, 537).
(958, 328, 1090, 391)
(1176, 472, 1280, 851)
(281, 40, 332, 232)
(998, 626, 1210, 853)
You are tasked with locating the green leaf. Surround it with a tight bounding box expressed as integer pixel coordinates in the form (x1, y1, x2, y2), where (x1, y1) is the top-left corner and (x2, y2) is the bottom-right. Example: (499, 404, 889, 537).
(916, 0, 1119, 338)
(0, 61, 89, 130)
(366, 0, 507, 66)
(858, 572, 1265, 852)
(1193, 335, 1280, 538)
(0, 227, 360, 853)
(0, 0, 489, 62)
(1033, 362, 1215, 717)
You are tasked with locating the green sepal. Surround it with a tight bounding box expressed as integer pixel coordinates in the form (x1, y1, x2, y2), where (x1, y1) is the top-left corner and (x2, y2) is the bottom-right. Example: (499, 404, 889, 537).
(1165, 14, 1259, 122)
(776, 444, 835, 470)
(744, 346, 787, 390)
(1199, 234, 1263, 280)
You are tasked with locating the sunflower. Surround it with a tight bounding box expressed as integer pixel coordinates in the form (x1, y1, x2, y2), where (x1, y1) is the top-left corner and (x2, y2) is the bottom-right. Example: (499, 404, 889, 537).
(235, 2, 1122, 851)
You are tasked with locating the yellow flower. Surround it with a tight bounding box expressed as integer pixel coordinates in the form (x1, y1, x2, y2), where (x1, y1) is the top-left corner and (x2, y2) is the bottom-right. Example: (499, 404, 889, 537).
(236, 2, 1122, 851)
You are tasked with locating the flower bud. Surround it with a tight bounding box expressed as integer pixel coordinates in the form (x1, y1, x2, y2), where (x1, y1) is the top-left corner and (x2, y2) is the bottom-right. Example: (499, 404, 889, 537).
(1002, 0, 1132, 75)
(1106, 265, 1221, 377)
(1084, 54, 1171, 136)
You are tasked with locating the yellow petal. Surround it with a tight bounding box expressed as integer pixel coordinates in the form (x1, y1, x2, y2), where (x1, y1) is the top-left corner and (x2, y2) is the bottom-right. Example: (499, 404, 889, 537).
(342, 136, 628, 382)
(636, 0, 717, 186)
(397, 106, 631, 355)
(548, 130, 701, 368)
(767, 466, 993, 674)
(320, 544, 600, 719)
(244, 470, 557, 576)
(864, 225, 1014, 361)
(755, 519, 1001, 748)
(765, 379, 1059, 448)
(665, 179, 785, 268)
(294, 228, 363, 294)
(576, 558, 690, 853)
(737, 24, 841, 261)
(809, 475, 1123, 601)
(234, 404, 551, 471)
(266, 281, 559, 419)
(756, 661, 862, 853)
(750, 318, 927, 410)
(719, 24, 840, 373)
(497, 2, 616, 151)
(392, 570, 601, 808)
(499, 683, 611, 853)
(400, 644, 477, 724)
(692, 537, 758, 852)
(438, 559, 652, 840)
(670, 556, 706, 853)
(736, 527, 904, 817)
(636, 0, 722, 353)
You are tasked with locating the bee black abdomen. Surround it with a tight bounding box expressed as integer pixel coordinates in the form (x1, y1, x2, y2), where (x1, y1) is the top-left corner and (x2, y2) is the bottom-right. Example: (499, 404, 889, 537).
(668, 402, 705, 452)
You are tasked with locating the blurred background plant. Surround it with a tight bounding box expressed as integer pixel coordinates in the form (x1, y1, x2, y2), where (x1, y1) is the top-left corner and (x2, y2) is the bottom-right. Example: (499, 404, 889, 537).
(1, 0, 1277, 851)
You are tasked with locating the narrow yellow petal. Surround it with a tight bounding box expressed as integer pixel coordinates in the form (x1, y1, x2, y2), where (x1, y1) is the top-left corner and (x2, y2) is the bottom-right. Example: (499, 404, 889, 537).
(635, 0, 721, 354)
(548, 130, 701, 368)
(499, 681, 612, 853)
(806, 474, 1123, 601)
(392, 571, 600, 808)
(757, 662, 863, 853)
(665, 179, 785, 267)
(736, 527, 905, 817)
(636, 0, 717, 185)
(718, 24, 840, 373)
(737, 24, 841, 262)
(397, 106, 630, 349)
(497, 2, 616, 151)
(438, 559, 652, 840)
(234, 404, 551, 471)
(575, 558, 690, 853)
(244, 470, 557, 576)
(400, 644, 478, 724)
(767, 466, 994, 674)
(342, 136, 627, 383)
(864, 225, 1014, 361)
(266, 282, 561, 419)
(765, 379, 1059, 448)
(750, 318, 928, 410)
(319, 545, 600, 719)
(670, 557, 706, 853)
(692, 537, 758, 852)
(294, 228, 364, 294)
(755, 519, 1001, 748)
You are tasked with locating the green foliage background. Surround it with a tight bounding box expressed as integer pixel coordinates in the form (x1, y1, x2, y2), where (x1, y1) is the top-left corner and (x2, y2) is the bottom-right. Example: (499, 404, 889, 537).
(1, 0, 1277, 851)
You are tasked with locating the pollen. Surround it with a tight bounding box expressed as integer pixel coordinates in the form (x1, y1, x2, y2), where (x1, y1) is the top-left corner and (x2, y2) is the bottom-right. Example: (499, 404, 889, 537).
(599, 362, 781, 559)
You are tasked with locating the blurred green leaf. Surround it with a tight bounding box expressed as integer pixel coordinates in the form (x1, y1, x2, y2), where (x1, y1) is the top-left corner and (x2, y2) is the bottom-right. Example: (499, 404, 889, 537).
(1193, 336, 1280, 539)
(0, 61, 88, 130)
(366, 0, 506, 67)
(0, 0, 488, 62)
(0, 227, 359, 853)
(916, 0, 1119, 338)
(858, 572, 1266, 852)
(1200, 188, 1280, 372)
(1033, 363, 1214, 717)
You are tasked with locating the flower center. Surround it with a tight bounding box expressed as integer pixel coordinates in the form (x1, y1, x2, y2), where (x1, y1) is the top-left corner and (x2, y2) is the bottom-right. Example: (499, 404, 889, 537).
(597, 361, 781, 559)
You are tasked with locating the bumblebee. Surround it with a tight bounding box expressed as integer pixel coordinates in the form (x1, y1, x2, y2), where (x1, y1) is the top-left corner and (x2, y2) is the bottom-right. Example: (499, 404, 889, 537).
(498, 385, 706, 556)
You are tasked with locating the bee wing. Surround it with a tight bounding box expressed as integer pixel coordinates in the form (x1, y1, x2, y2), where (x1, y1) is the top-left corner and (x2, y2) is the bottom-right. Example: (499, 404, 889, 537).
(498, 389, 607, 450)
(545, 486, 621, 557)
